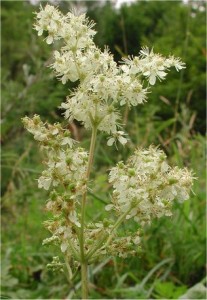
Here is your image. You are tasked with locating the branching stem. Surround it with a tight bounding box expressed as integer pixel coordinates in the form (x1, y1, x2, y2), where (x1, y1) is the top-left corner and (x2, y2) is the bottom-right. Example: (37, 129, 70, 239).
(86, 207, 132, 261)
(80, 125, 97, 299)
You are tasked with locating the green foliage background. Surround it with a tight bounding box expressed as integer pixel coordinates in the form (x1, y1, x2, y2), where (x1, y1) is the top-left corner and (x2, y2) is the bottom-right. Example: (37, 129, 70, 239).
(1, 0, 206, 299)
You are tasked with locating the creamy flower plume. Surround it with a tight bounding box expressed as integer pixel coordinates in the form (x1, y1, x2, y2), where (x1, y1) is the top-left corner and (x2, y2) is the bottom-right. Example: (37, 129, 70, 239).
(34, 4, 96, 47)
(22, 4, 193, 273)
(34, 5, 184, 145)
(106, 146, 193, 225)
(23, 115, 90, 259)
(123, 46, 185, 85)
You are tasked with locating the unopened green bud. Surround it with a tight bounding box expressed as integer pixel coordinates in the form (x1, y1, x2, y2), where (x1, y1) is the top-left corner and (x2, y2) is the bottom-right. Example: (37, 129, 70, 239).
(113, 191, 119, 197)
(107, 105, 114, 113)
(94, 52, 100, 59)
(103, 219, 110, 227)
(169, 178, 178, 185)
(63, 179, 70, 186)
(118, 162, 124, 169)
(128, 168, 135, 176)
(62, 194, 70, 202)
(83, 155, 88, 162)
(66, 157, 72, 164)
(131, 197, 138, 207)
(163, 199, 168, 205)
(160, 154, 166, 161)
(64, 131, 71, 137)
(144, 158, 152, 163)
(150, 173, 156, 179)
(69, 183, 76, 192)
(33, 115, 41, 125)
(48, 140, 55, 147)
(71, 46, 76, 52)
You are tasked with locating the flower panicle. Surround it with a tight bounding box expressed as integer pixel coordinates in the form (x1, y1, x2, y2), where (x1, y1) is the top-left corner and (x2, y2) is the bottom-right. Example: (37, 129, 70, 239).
(21, 4, 194, 266)
(33, 5, 185, 147)
(106, 146, 194, 225)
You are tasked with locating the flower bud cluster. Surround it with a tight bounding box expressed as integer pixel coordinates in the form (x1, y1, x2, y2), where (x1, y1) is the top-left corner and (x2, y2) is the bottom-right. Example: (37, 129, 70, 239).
(106, 146, 193, 225)
(22, 115, 90, 257)
(44, 221, 79, 254)
(22, 115, 88, 193)
(47, 256, 64, 272)
(22, 115, 74, 146)
(34, 5, 184, 144)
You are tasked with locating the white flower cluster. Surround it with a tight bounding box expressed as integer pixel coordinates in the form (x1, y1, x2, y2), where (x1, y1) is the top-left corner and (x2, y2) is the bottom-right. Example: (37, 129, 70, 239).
(34, 5, 185, 145)
(106, 146, 193, 225)
(34, 4, 96, 47)
(46, 256, 64, 272)
(22, 115, 88, 194)
(123, 47, 186, 85)
(22, 115, 86, 257)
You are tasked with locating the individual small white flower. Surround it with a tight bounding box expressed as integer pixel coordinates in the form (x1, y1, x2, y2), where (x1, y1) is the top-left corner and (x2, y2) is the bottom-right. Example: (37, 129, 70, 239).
(61, 137, 74, 147)
(52, 128, 59, 135)
(38, 176, 52, 190)
(107, 138, 115, 147)
(107, 131, 128, 147)
(55, 160, 68, 176)
(161, 161, 169, 172)
(133, 236, 140, 245)
(68, 211, 81, 228)
(165, 56, 186, 71)
(139, 46, 150, 57)
(60, 241, 68, 253)
(46, 35, 54, 45)
(105, 204, 114, 211)
(144, 68, 167, 85)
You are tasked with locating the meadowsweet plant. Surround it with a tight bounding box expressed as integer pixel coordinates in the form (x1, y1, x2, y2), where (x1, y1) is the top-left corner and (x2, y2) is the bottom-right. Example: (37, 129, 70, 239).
(22, 5, 194, 299)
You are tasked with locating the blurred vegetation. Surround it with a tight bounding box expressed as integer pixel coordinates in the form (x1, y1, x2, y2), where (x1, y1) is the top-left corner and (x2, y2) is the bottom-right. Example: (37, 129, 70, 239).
(1, 0, 206, 299)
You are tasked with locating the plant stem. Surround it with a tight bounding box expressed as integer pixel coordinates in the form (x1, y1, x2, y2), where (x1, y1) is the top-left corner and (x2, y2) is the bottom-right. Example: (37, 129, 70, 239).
(104, 208, 131, 248)
(81, 262, 88, 299)
(80, 125, 97, 299)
